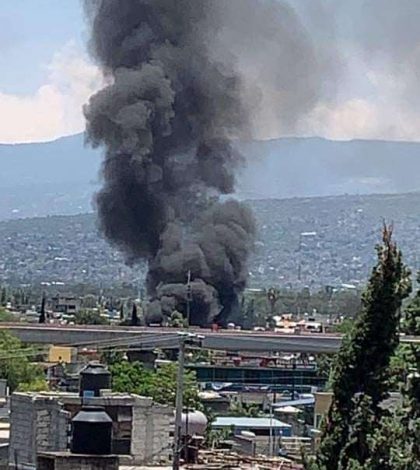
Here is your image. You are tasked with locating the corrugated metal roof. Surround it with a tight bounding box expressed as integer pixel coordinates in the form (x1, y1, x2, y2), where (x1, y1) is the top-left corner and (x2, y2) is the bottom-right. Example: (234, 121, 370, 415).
(212, 416, 291, 429)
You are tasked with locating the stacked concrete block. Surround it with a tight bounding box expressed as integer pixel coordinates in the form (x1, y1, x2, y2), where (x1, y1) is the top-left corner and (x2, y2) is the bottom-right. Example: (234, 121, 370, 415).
(131, 396, 173, 465)
(37, 452, 119, 470)
(9, 393, 70, 469)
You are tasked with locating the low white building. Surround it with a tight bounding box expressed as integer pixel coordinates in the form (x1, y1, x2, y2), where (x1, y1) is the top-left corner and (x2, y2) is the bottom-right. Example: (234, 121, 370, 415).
(212, 416, 292, 457)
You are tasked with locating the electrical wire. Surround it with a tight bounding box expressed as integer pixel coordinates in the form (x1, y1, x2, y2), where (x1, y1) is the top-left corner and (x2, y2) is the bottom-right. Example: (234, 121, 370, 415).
(62, 331, 182, 348)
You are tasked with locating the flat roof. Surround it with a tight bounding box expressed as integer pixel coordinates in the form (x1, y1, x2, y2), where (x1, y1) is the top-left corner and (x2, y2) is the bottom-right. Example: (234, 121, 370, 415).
(275, 405, 302, 414)
(271, 397, 315, 408)
(213, 416, 291, 429)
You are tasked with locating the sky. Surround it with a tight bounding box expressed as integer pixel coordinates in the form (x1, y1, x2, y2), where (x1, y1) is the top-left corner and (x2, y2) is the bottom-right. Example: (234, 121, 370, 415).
(1, 0, 420, 144)
(0, 0, 102, 144)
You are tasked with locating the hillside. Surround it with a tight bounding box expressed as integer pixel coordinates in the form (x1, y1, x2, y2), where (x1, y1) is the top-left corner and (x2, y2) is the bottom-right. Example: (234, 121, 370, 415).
(0, 134, 101, 220)
(1, 193, 420, 290)
(1, 134, 420, 220)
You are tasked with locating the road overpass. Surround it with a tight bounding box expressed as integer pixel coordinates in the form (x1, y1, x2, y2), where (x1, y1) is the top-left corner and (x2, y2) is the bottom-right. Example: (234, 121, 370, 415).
(0, 324, 418, 353)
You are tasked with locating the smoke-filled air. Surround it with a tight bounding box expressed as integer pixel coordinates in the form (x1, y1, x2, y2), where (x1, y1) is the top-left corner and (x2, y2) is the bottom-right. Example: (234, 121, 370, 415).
(83, 0, 330, 326)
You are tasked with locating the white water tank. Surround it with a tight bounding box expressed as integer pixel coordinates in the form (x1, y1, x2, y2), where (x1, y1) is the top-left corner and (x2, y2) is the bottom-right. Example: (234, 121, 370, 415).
(181, 410, 208, 436)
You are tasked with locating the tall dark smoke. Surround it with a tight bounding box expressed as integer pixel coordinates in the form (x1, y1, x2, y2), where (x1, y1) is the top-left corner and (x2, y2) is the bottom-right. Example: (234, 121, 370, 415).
(83, 0, 258, 326)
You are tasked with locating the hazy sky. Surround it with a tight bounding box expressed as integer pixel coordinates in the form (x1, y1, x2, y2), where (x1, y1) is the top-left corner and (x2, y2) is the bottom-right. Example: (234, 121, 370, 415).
(1, 0, 420, 144)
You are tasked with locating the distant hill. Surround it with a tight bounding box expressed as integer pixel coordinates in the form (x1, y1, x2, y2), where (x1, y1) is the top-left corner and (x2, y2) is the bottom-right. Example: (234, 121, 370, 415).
(1, 133, 420, 219)
(238, 137, 420, 198)
(0, 134, 101, 220)
(1, 192, 420, 289)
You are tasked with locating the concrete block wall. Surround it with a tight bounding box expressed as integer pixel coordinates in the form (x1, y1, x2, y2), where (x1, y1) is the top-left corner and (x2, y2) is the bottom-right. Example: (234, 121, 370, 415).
(9, 392, 172, 467)
(131, 396, 173, 465)
(9, 393, 70, 469)
(9, 393, 36, 467)
(35, 397, 69, 454)
(37, 453, 119, 470)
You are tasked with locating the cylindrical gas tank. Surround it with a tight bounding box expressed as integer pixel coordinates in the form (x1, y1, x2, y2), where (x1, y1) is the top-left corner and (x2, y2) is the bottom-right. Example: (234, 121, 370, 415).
(71, 406, 113, 455)
(79, 363, 111, 398)
(181, 410, 208, 436)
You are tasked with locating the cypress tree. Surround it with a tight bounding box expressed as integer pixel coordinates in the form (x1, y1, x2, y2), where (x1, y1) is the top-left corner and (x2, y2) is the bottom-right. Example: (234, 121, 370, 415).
(0, 287, 6, 307)
(130, 302, 139, 326)
(366, 348, 420, 470)
(315, 226, 411, 469)
(39, 293, 46, 324)
(403, 276, 420, 336)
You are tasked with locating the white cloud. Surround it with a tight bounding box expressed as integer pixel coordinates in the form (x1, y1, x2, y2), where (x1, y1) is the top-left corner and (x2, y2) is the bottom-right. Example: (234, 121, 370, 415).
(298, 68, 420, 142)
(0, 42, 103, 144)
(3, 42, 420, 144)
(300, 99, 382, 140)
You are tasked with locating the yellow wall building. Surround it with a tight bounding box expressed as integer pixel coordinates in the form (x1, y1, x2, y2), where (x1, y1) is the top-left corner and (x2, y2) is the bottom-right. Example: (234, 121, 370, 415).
(48, 346, 76, 364)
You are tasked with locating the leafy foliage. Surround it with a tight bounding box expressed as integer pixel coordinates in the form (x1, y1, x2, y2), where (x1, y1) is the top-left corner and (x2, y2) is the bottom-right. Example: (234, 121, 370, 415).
(74, 309, 109, 325)
(228, 401, 261, 417)
(332, 318, 354, 335)
(0, 332, 47, 392)
(169, 310, 188, 328)
(110, 360, 201, 409)
(315, 354, 335, 388)
(389, 344, 417, 390)
(0, 309, 14, 323)
(403, 278, 420, 335)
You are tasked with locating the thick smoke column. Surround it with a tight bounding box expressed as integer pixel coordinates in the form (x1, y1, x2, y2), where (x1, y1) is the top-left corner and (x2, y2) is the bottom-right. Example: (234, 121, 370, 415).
(83, 0, 257, 325)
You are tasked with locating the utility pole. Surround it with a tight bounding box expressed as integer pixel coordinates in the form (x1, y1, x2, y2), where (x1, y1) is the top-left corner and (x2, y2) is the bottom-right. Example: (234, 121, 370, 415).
(291, 354, 297, 400)
(173, 337, 185, 470)
(172, 333, 202, 470)
(298, 233, 302, 282)
(186, 270, 192, 327)
(269, 387, 274, 457)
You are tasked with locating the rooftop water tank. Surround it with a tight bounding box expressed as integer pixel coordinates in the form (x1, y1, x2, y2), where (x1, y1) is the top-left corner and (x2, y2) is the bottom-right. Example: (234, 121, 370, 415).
(79, 362, 111, 398)
(71, 406, 113, 455)
(181, 410, 208, 436)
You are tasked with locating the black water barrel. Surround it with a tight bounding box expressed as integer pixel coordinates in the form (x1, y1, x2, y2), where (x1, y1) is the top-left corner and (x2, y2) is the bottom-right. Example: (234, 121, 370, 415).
(71, 406, 112, 455)
(79, 363, 111, 397)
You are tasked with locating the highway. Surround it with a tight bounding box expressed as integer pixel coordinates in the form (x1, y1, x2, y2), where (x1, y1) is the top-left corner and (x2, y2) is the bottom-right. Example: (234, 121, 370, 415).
(0, 323, 419, 353)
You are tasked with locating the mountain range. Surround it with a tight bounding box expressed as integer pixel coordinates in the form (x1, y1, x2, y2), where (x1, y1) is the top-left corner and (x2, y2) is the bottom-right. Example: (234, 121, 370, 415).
(1, 133, 420, 220)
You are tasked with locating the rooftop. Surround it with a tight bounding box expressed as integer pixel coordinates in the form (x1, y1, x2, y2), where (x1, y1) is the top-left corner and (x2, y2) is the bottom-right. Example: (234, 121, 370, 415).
(213, 416, 291, 429)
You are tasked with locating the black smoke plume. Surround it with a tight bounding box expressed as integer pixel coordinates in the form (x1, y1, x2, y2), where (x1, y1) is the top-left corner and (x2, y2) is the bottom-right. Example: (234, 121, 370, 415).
(83, 0, 336, 325)
(83, 0, 259, 326)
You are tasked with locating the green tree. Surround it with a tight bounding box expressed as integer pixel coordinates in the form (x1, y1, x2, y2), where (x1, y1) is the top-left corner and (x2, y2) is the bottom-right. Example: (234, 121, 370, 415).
(338, 394, 376, 469)
(403, 278, 420, 335)
(101, 349, 126, 366)
(169, 310, 187, 328)
(0, 332, 47, 392)
(389, 343, 417, 390)
(332, 318, 354, 335)
(74, 309, 109, 325)
(0, 309, 14, 323)
(360, 351, 419, 470)
(316, 354, 335, 387)
(0, 288, 7, 307)
(81, 294, 97, 309)
(228, 401, 261, 417)
(110, 360, 201, 409)
(315, 226, 411, 470)
(342, 278, 420, 470)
